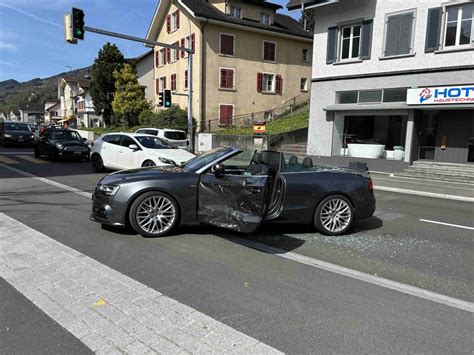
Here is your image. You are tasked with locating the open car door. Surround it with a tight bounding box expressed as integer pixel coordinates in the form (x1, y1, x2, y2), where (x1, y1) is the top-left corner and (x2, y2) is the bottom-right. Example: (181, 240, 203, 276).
(197, 150, 283, 233)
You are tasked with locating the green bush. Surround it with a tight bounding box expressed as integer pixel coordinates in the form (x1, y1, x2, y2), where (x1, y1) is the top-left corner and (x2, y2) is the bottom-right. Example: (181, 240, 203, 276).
(150, 106, 196, 131)
(138, 109, 156, 126)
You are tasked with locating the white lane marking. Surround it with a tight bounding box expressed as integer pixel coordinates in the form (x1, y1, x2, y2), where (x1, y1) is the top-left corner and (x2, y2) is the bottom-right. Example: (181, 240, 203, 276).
(420, 219, 474, 231)
(374, 186, 474, 203)
(373, 176, 474, 191)
(0, 163, 92, 199)
(2, 162, 474, 313)
(0, 212, 280, 354)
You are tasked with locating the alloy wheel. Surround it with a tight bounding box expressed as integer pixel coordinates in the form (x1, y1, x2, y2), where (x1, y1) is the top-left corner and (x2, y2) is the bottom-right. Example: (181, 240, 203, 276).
(142, 160, 156, 167)
(319, 198, 352, 233)
(91, 154, 104, 172)
(136, 195, 176, 235)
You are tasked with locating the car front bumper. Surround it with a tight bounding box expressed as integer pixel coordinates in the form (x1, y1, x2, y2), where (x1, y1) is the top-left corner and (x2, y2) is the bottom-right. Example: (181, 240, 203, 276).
(90, 193, 126, 227)
(3, 137, 35, 145)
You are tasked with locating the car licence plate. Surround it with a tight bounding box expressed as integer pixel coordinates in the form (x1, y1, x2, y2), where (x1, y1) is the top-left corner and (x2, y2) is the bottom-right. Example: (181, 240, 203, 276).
(74, 151, 82, 155)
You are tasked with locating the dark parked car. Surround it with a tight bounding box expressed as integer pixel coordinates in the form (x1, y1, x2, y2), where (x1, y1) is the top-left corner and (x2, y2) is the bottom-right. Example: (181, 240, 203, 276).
(34, 128, 90, 161)
(0, 121, 35, 147)
(91, 147, 375, 237)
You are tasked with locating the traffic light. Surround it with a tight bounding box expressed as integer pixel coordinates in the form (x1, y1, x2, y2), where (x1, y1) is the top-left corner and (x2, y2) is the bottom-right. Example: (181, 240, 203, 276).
(158, 91, 164, 106)
(72, 7, 85, 40)
(63, 14, 77, 44)
(164, 89, 172, 108)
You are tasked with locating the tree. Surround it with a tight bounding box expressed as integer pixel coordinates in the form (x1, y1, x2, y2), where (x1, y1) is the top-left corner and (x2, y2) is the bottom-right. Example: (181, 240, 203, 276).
(300, 8, 316, 33)
(112, 63, 149, 127)
(150, 106, 196, 132)
(90, 43, 125, 126)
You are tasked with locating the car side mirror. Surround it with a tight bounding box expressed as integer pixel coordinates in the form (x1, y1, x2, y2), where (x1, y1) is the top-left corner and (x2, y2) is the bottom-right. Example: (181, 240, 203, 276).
(211, 163, 224, 176)
(128, 144, 139, 150)
(82, 137, 87, 141)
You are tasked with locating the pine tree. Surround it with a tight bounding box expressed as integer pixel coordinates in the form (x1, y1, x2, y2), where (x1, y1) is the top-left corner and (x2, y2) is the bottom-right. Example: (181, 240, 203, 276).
(112, 63, 149, 127)
(89, 43, 125, 126)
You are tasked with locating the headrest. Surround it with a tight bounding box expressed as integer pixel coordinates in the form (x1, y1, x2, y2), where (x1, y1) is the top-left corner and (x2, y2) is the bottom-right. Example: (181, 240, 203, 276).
(302, 157, 313, 168)
(288, 156, 298, 165)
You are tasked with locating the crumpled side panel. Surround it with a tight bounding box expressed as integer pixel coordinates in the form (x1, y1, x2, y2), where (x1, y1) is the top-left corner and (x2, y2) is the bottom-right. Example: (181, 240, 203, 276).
(198, 174, 268, 233)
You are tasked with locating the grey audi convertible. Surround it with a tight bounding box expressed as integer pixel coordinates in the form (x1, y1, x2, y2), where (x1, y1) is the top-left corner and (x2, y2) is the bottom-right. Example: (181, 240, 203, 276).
(91, 147, 375, 237)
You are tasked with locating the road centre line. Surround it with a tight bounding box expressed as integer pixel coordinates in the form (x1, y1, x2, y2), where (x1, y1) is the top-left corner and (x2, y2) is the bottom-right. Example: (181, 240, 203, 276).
(0, 163, 92, 199)
(420, 219, 474, 231)
(374, 186, 474, 203)
(1, 162, 473, 314)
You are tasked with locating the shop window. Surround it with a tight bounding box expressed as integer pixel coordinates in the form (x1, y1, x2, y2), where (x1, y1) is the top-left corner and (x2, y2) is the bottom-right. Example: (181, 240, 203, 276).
(383, 88, 407, 102)
(383, 10, 416, 57)
(359, 90, 382, 103)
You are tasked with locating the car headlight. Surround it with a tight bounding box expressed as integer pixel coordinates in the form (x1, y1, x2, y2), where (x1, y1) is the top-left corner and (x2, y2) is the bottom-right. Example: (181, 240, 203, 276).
(97, 185, 120, 196)
(30, 135, 35, 139)
(55, 143, 63, 149)
(4, 134, 11, 138)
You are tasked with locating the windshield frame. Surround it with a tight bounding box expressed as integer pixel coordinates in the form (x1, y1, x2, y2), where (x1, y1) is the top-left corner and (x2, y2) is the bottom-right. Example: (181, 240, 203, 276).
(51, 130, 82, 141)
(181, 147, 241, 173)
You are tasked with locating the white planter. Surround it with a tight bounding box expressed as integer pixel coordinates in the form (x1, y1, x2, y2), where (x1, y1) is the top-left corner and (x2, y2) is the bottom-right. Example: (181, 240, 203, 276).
(347, 144, 385, 159)
(393, 149, 405, 160)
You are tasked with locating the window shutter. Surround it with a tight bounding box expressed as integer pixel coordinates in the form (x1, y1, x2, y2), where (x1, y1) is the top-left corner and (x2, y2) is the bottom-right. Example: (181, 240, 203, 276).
(399, 13, 414, 55)
(155, 51, 159, 67)
(156, 78, 160, 94)
(385, 15, 401, 56)
(191, 33, 195, 52)
(180, 38, 185, 58)
(257, 72, 263, 92)
(176, 11, 180, 29)
(326, 26, 338, 64)
(360, 19, 373, 60)
(166, 47, 171, 63)
(276, 75, 282, 94)
(220, 34, 234, 55)
(166, 15, 171, 33)
(163, 77, 166, 90)
(228, 70, 234, 88)
(220, 69, 225, 88)
(425, 7, 442, 53)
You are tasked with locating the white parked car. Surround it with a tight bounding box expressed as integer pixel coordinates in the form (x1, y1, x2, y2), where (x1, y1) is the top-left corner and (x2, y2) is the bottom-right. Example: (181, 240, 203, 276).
(135, 128, 188, 149)
(90, 133, 195, 172)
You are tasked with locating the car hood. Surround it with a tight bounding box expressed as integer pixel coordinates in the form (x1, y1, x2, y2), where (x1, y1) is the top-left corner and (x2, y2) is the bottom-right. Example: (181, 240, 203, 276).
(100, 165, 186, 185)
(145, 148, 195, 164)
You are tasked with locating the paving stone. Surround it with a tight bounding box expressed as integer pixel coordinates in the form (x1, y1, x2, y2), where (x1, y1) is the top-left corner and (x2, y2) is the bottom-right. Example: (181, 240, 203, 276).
(161, 327, 218, 353)
(81, 332, 114, 352)
(149, 335, 189, 354)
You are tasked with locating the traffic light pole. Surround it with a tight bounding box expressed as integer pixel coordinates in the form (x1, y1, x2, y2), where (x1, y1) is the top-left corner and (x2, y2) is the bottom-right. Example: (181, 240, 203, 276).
(82, 25, 195, 152)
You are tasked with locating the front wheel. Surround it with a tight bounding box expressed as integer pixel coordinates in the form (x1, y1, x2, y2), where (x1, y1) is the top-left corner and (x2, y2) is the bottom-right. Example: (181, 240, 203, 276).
(129, 191, 179, 238)
(91, 154, 105, 172)
(314, 195, 354, 236)
(141, 160, 156, 167)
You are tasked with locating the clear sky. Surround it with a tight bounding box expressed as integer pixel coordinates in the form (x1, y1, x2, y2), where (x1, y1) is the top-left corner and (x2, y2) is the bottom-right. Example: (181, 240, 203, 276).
(0, 0, 298, 83)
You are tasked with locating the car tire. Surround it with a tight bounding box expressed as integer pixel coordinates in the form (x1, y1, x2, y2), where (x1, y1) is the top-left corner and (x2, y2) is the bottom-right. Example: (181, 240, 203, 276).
(91, 154, 105, 172)
(48, 149, 57, 161)
(141, 160, 156, 167)
(129, 191, 179, 238)
(314, 194, 354, 236)
(34, 147, 40, 158)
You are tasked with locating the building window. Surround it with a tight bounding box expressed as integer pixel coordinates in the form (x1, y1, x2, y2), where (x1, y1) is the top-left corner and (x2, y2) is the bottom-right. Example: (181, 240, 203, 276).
(340, 24, 361, 60)
(383, 88, 407, 102)
(257, 73, 282, 94)
(220, 33, 235, 56)
(171, 11, 180, 32)
(336, 88, 407, 104)
(444, 4, 473, 48)
(383, 10, 416, 57)
(302, 48, 310, 62)
(220, 68, 235, 89)
(260, 13, 271, 25)
(159, 49, 165, 66)
(300, 78, 308, 91)
(229, 6, 241, 19)
(263, 41, 276, 61)
(159, 77, 166, 92)
(171, 73, 177, 91)
(262, 73, 274, 92)
(219, 104, 234, 126)
(184, 69, 188, 90)
(264, 111, 273, 121)
(172, 42, 179, 62)
(359, 90, 383, 103)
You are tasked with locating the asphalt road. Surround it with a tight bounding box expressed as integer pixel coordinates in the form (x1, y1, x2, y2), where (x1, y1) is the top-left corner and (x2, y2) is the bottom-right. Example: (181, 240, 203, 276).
(0, 147, 473, 353)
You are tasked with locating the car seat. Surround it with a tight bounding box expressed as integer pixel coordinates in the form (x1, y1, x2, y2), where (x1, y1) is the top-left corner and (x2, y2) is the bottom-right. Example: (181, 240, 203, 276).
(302, 157, 313, 168)
(288, 155, 299, 166)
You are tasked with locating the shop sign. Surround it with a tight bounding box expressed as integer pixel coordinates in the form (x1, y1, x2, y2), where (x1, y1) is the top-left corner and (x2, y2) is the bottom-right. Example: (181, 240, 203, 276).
(406, 85, 474, 105)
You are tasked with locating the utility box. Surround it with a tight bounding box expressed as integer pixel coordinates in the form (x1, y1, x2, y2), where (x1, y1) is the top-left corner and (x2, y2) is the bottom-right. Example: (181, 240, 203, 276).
(253, 121, 266, 136)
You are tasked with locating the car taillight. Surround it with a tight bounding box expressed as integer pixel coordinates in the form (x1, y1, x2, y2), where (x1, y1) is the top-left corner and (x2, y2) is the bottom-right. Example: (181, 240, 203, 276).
(367, 179, 373, 190)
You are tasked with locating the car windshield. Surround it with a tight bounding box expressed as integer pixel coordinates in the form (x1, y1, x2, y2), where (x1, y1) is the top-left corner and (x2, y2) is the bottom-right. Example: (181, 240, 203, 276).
(5, 123, 31, 131)
(164, 131, 186, 140)
(51, 131, 82, 140)
(135, 136, 176, 149)
(181, 147, 236, 172)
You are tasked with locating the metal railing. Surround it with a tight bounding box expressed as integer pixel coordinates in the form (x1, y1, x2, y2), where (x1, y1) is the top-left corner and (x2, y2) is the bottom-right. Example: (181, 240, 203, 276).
(204, 92, 310, 132)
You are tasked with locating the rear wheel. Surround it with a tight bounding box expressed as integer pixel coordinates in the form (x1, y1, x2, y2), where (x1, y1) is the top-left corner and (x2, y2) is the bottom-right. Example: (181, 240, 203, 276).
(314, 195, 354, 236)
(141, 160, 156, 167)
(129, 191, 179, 238)
(91, 154, 105, 172)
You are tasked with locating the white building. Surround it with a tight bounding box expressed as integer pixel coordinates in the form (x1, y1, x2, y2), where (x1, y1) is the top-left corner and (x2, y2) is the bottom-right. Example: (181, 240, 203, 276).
(44, 101, 61, 124)
(289, 0, 474, 164)
(135, 50, 155, 105)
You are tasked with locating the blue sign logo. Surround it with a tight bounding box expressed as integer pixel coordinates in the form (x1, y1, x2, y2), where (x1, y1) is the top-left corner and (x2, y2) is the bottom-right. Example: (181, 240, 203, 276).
(419, 88, 432, 103)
